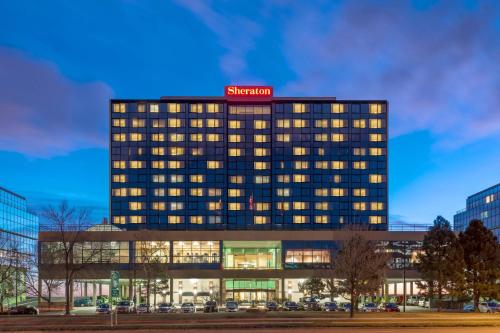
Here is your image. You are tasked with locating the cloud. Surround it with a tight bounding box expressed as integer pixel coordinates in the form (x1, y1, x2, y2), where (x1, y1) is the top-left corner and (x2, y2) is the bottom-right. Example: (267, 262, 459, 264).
(0, 47, 113, 157)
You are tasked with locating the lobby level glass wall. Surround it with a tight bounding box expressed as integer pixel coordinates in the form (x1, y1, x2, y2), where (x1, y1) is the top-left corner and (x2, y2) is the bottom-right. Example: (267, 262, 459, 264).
(222, 241, 281, 269)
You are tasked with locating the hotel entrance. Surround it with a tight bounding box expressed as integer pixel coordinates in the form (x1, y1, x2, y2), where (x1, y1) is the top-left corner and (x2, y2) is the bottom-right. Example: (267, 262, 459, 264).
(223, 279, 278, 302)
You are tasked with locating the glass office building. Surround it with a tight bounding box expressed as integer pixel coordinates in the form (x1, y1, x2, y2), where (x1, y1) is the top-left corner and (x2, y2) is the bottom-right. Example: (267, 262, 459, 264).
(454, 183, 500, 240)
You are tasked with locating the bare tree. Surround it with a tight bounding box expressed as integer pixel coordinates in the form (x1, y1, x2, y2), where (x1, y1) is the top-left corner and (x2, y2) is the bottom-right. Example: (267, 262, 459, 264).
(40, 201, 101, 315)
(333, 230, 389, 318)
(0, 235, 23, 312)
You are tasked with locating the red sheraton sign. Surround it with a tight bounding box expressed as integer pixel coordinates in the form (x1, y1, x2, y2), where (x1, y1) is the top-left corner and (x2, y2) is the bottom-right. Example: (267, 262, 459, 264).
(224, 85, 273, 101)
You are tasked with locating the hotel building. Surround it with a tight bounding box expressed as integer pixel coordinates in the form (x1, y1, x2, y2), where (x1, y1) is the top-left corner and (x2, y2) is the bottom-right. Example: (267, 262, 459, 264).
(39, 87, 425, 304)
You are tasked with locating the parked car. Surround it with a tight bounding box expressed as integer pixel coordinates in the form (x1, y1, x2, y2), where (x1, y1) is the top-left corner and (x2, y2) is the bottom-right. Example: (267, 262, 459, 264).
(406, 296, 418, 305)
(303, 300, 322, 311)
(74, 297, 92, 307)
(361, 303, 379, 312)
(115, 300, 134, 314)
(238, 300, 252, 311)
(424, 299, 430, 308)
(8, 306, 39, 315)
(266, 301, 279, 311)
(418, 298, 427, 307)
(95, 303, 110, 314)
(204, 300, 218, 313)
(282, 301, 299, 311)
(463, 304, 475, 312)
(338, 303, 352, 312)
(225, 301, 239, 312)
(180, 302, 196, 313)
(157, 302, 176, 313)
(479, 302, 499, 313)
(323, 302, 338, 312)
(136, 303, 151, 313)
(381, 303, 400, 312)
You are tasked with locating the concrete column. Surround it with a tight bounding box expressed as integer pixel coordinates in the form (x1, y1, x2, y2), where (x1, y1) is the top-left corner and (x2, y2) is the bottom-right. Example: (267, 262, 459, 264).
(92, 283, 97, 306)
(169, 278, 174, 303)
(281, 278, 285, 301)
(384, 284, 389, 298)
(99, 283, 102, 296)
(84, 282, 88, 297)
(128, 278, 133, 301)
(410, 282, 414, 295)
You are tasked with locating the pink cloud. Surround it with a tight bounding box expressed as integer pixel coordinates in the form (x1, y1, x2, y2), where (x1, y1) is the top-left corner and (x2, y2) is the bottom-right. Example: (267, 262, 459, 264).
(0, 48, 113, 157)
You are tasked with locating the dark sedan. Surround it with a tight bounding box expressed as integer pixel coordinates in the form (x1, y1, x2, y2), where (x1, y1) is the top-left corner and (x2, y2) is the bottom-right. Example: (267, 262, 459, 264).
(204, 300, 218, 313)
(381, 303, 400, 312)
(282, 301, 299, 311)
(8, 306, 39, 315)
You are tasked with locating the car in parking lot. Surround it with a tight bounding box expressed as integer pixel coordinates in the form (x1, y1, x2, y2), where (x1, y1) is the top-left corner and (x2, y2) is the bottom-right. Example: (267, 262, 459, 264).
(338, 303, 352, 312)
(463, 304, 475, 312)
(361, 303, 379, 312)
(74, 297, 93, 307)
(479, 302, 499, 313)
(225, 301, 239, 312)
(157, 302, 176, 313)
(180, 302, 196, 313)
(115, 300, 134, 314)
(238, 300, 252, 311)
(282, 301, 300, 311)
(418, 298, 427, 307)
(381, 303, 400, 312)
(406, 296, 418, 305)
(266, 301, 279, 311)
(204, 300, 218, 313)
(322, 302, 338, 312)
(136, 303, 151, 313)
(8, 305, 39, 315)
(95, 303, 110, 314)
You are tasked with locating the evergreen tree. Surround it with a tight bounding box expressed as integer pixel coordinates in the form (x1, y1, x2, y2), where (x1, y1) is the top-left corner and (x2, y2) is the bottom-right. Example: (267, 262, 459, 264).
(459, 220, 500, 310)
(298, 278, 325, 297)
(416, 216, 465, 311)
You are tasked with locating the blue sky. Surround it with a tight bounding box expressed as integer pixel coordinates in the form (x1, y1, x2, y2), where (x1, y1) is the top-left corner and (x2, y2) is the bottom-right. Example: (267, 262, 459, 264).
(0, 0, 499, 224)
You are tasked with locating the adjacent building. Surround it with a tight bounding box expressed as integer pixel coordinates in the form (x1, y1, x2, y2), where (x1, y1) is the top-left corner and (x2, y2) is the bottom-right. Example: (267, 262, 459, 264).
(0, 186, 38, 307)
(39, 87, 425, 304)
(454, 183, 500, 240)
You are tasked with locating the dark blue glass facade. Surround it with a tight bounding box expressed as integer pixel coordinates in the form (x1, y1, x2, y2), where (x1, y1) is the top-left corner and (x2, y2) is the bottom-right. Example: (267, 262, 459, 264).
(454, 183, 500, 240)
(110, 98, 388, 231)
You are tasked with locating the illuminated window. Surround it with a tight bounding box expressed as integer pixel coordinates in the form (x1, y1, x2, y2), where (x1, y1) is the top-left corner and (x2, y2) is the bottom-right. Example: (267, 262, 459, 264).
(130, 133, 144, 141)
(294, 161, 309, 169)
(152, 202, 166, 211)
(228, 189, 243, 197)
(170, 175, 184, 183)
(254, 120, 268, 129)
(112, 188, 127, 197)
(227, 148, 242, 157)
(293, 103, 307, 113)
(315, 134, 329, 142)
(276, 134, 290, 142)
(151, 147, 165, 156)
(113, 161, 126, 169)
(353, 148, 366, 156)
(370, 148, 383, 156)
(207, 160, 222, 169)
(130, 161, 145, 169)
(169, 133, 184, 142)
(228, 203, 242, 211)
(206, 134, 221, 142)
(369, 104, 382, 114)
(353, 119, 366, 128)
(171, 202, 184, 210)
(370, 133, 383, 142)
(277, 119, 291, 128)
(331, 119, 345, 128)
(112, 119, 126, 127)
(371, 202, 384, 210)
(331, 161, 345, 169)
(255, 175, 270, 184)
(353, 161, 367, 169)
(277, 188, 291, 197)
(229, 120, 242, 129)
(254, 216, 269, 224)
(113, 216, 126, 224)
(154, 189, 165, 197)
(315, 119, 329, 128)
(229, 134, 243, 143)
(254, 162, 270, 170)
(331, 188, 346, 196)
(190, 216, 203, 224)
(113, 133, 126, 142)
(333, 175, 342, 183)
(151, 119, 165, 128)
(190, 119, 203, 128)
(317, 148, 325, 156)
(130, 216, 145, 224)
(129, 202, 144, 210)
(208, 188, 222, 196)
(331, 103, 344, 113)
(293, 147, 307, 156)
(168, 188, 183, 196)
(206, 103, 220, 113)
(170, 147, 184, 156)
(331, 133, 344, 142)
(293, 201, 307, 210)
(168, 118, 182, 128)
(293, 215, 308, 224)
(277, 175, 290, 183)
(190, 174, 204, 183)
(206, 118, 220, 128)
(230, 176, 244, 184)
(113, 175, 127, 183)
(151, 133, 165, 142)
(277, 202, 290, 210)
(353, 202, 366, 211)
(113, 103, 126, 113)
(152, 175, 165, 183)
(190, 133, 203, 142)
(151, 161, 165, 169)
(315, 216, 329, 224)
(315, 161, 329, 169)
(191, 148, 203, 156)
(149, 104, 159, 113)
(369, 216, 384, 224)
(485, 194, 495, 204)
(315, 188, 329, 197)
(190, 103, 202, 113)
(166, 103, 180, 113)
(293, 174, 308, 182)
(168, 216, 182, 224)
(370, 119, 382, 128)
(190, 188, 204, 197)
(254, 148, 269, 156)
(369, 174, 384, 183)
(293, 119, 307, 128)
(129, 188, 145, 196)
(255, 203, 270, 211)
(353, 188, 367, 196)
(168, 161, 183, 169)
(315, 202, 329, 210)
